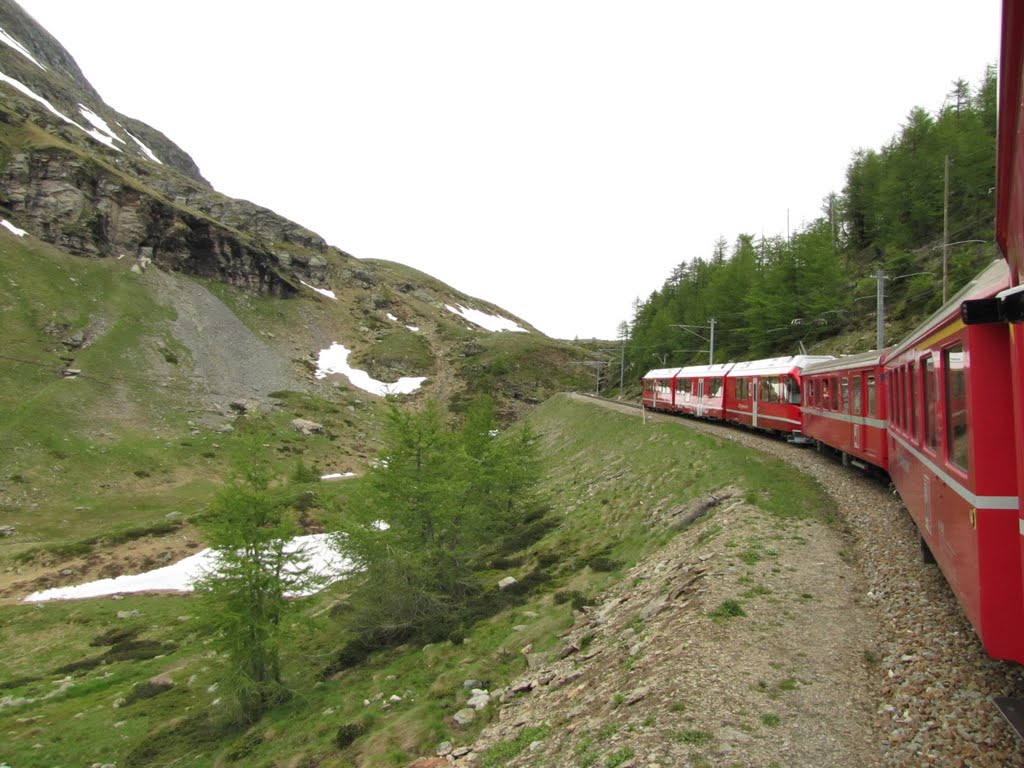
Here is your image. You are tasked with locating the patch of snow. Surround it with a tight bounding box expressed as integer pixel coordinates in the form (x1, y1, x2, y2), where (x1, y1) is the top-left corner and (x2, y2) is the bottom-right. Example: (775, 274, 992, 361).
(300, 279, 336, 299)
(320, 472, 356, 480)
(23, 534, 351, 602)
(78, 104, 125, 149)
(122, 127, 163, 164)
(1, 219, 27, 237)
(0, 26, 45, 70)
(445, 304, 528, 333)
(315, 342, 426, 396)
(0, 70, 122, 152)
(387, 313, 419, 331)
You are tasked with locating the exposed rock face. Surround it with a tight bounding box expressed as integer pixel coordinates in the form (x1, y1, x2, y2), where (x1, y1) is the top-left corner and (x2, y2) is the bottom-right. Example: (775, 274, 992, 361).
(0, 0, 338, 297)
(0, 141, 307, 295)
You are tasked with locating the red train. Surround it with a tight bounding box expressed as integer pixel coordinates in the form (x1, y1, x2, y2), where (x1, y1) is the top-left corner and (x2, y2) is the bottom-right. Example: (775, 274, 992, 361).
(642, 355, 832, 441)
(641, 0, 1024, 703)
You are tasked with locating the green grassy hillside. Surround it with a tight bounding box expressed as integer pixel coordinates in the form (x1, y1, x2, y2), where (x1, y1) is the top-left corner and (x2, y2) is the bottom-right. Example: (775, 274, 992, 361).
(0, 394, 834, 768)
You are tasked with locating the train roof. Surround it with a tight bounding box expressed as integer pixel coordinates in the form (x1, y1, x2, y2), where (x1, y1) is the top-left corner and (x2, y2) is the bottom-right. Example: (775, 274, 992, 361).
(889, 259, 1010, 357)
(801, 348, 891, 375)
(641, 367, 682, 380)
(729, 355, 834, 377)
(676, 362, 735, 377)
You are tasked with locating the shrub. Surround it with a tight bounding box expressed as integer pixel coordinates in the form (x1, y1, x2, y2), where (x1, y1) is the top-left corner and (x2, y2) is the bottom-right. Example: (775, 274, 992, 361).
(335, 721, 367, 748)
(707, 600, 746, 621)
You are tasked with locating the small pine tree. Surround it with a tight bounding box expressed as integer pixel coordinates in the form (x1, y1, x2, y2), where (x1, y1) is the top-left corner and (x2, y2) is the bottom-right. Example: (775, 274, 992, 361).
(336, 397, 543, 647)
(193, 448, 324, 723)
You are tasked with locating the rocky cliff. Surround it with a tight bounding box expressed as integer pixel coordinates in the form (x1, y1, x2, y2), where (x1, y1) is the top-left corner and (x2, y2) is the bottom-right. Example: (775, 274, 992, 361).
(0, 0, 341, 296)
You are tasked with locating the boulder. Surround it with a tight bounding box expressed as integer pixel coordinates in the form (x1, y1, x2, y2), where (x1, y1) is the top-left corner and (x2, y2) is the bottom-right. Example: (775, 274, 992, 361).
(291, 418, 325, 436)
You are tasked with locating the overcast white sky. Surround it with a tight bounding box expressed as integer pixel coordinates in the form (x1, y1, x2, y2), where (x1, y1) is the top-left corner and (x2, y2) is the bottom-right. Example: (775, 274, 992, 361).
(15, 1, 1001, 339)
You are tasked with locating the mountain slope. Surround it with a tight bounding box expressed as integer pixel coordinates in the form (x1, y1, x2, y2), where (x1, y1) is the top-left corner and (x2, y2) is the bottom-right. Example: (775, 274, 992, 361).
(0, 0, 595, 558)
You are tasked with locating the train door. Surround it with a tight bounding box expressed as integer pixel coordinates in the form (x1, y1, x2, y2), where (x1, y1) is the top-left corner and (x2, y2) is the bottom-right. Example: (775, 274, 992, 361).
(852, 374, 863, 451)
(696, 379, 705, 417)
(751, 376, 759, 428)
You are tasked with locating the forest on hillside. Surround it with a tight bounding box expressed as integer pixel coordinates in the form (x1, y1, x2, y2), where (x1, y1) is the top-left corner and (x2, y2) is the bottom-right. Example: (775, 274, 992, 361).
(624, 68, 998, 375)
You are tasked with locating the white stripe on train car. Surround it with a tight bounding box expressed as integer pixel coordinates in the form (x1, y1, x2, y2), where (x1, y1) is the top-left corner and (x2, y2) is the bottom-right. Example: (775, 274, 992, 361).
(802, 406, 888, 430)
(890, 433, 1019, 511)
(724, 409, 801, 427)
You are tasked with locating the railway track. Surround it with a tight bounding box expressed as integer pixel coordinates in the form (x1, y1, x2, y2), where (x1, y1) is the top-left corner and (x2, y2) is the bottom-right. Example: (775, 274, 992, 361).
(572, 392, 1024, 766)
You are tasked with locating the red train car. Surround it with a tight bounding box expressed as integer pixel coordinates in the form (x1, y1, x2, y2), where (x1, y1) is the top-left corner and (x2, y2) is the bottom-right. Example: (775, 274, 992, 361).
(801, 350, 890, 472)
(669, 363, 735, 419)
(890, 259, 1023, 662)
(641, 367, 682, 412)
(723, 355, 833, 440)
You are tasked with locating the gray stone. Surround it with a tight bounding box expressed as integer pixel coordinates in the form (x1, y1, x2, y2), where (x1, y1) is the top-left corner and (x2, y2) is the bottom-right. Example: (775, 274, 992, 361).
(291, 418, 325, 436)
(452, 708, 477, 726)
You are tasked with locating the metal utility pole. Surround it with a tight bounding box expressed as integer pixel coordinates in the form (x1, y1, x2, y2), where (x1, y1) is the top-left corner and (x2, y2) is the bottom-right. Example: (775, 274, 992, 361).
(672, 320, 716, 365)
(618, 340, 625, 397)
(876, 269, 886, 350)
(574, 360, 611, 396)
(830, 194, 836, 254)
(943, 154, 950, 303)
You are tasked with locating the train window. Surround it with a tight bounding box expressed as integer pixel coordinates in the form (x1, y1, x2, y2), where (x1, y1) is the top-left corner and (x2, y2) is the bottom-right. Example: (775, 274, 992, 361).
(890, 371, 898, 428)
(708, 377, 722, 397)
(852, 375, 862, 415)
(831, 376, 839, 410)
(840, 377, 849, 413)
(760, 378, 779, 403)
(787, 376, 801, 405)
(735, 378, 747, 400)
(897, 366, 906, 431)
(681, 378, 692, 394)
(821, 379, 830, 408)
(867, 375, 876, 417)
(892, 368, 901, 430)
(909, 362, 917, 440)
(897, 368, 905, 434)
(924, 356, 938, 451)
(945, 344, 968, 471)
(805, 379, 814, 406)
